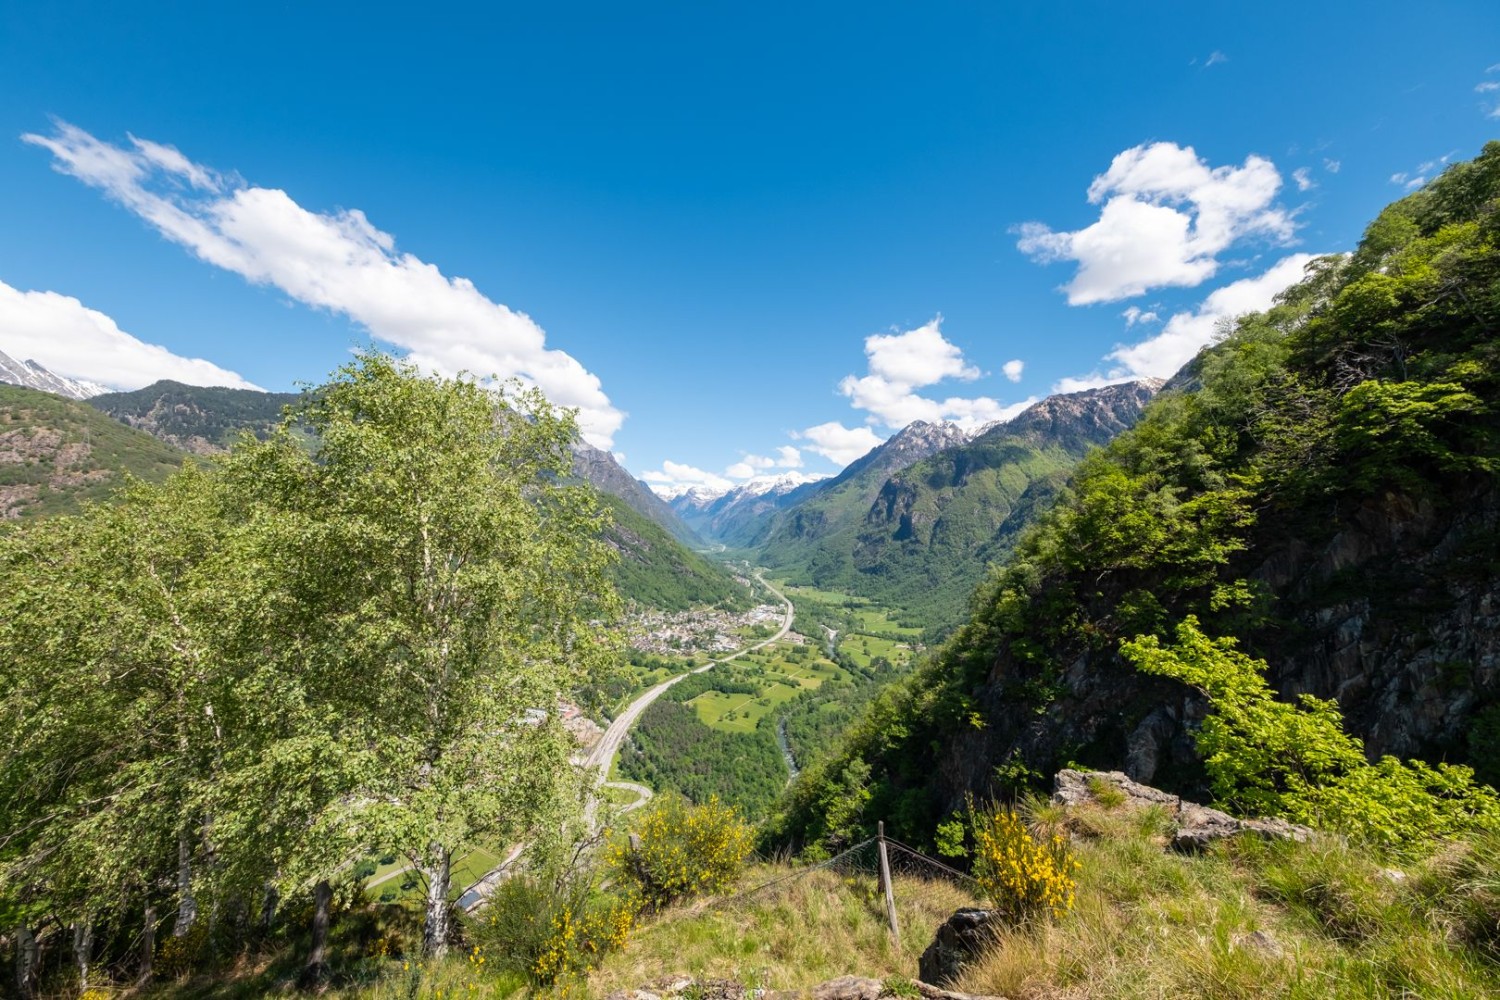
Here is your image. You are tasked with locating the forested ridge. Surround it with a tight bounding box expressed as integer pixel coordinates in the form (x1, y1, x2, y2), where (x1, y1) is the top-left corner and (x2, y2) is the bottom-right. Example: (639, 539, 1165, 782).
(772, 141, 1500, 855)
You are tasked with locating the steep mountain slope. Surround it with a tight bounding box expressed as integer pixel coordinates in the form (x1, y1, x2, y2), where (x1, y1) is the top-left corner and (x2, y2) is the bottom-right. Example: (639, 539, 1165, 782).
(572, 440, 701, 544)
(597, 493, 752, 611)
(761, 389, 1159, 629)
(88, 380, 299, 453)
(754, 421, 969, 563)
(773, 142, 1500, 852)
(851, 381, 1162, 626)
(0, 349, 108, 400)
(0, 384, 185, 518)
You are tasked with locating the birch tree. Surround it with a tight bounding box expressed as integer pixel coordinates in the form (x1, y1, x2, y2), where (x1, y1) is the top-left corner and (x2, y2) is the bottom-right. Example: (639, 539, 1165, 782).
(225, 352, 620, 957)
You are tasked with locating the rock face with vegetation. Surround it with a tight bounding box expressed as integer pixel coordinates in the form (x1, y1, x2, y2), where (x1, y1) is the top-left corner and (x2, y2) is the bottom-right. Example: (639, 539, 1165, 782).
(88, 379, 300, 453)
(775, 141, 1500, 853)
(0, 383, 184, 518)
(573, 439, 703, 545)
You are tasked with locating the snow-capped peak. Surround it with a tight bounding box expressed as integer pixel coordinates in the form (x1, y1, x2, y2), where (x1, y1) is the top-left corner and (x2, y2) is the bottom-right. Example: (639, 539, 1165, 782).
(0, 349, 110, 400)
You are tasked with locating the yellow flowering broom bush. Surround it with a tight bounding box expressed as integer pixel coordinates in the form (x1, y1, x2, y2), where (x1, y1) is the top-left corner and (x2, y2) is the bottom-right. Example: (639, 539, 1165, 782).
(969, 803, 1078, 923)
(608, 794, 753, 910)
(468, 871, 634, 986)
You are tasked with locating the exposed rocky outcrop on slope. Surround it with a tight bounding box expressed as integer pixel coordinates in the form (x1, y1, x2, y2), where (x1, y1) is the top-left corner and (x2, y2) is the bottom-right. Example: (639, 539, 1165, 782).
(572, 439, 703, 545)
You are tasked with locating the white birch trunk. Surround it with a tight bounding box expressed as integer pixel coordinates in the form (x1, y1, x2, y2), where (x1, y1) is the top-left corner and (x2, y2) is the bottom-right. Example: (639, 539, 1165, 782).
(173, 832, 198, 936)
(421, 845, 452, 958)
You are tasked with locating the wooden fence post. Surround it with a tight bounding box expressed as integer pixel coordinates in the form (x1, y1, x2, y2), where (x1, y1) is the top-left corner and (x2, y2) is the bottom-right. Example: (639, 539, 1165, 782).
(877, 821, 900, 944)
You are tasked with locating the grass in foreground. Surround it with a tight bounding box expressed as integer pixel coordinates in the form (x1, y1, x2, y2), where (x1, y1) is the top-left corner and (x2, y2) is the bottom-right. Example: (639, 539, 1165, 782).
(954, 801, 1500, 1000)
(589, 865, 978, 992)
(134, 799, 1500, 999)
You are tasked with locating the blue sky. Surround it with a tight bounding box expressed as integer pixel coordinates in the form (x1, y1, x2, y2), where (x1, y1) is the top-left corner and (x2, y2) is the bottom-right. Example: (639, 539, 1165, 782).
(1, 2, 1497, 492)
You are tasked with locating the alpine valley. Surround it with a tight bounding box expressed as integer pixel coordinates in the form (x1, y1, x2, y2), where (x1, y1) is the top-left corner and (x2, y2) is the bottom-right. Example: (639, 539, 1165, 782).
(6, 136, 1500, 1000)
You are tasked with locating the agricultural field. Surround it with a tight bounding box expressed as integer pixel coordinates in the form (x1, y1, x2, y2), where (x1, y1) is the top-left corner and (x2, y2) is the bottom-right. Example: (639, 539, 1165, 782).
(839, 632, 912, 670)
(684, 643, 846, 733)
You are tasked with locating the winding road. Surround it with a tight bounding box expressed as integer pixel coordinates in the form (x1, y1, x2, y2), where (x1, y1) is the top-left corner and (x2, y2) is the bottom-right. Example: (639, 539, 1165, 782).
(459, 573, 795, 910)
(582, 573, 795, 823)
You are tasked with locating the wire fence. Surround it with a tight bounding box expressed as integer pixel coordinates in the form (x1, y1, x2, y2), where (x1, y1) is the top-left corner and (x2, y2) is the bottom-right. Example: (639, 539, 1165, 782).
(710, 826, 983, 935)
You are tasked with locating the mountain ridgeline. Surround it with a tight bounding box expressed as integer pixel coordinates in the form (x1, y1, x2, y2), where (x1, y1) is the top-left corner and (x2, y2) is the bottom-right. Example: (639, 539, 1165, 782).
(770, 383, 1161, 628)
(4, 375, 746, 612)
(88, 380, 301, 453)
(673, 382, 1163, 631)
(772, 141, 1500, 855)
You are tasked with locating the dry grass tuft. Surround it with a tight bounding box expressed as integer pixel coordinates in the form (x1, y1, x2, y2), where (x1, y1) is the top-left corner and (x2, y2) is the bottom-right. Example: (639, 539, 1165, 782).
(589, 865, 978, 993)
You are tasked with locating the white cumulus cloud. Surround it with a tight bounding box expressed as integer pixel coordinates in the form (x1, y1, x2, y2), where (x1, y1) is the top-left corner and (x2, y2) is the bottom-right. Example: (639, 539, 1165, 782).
(0, 279, 258, 390)
(1017, 142, 1296, 305)
(1292, 167, 1315, 192)
(1054, 253, 1317, 391)
(23, 121, 624, 447)
(1001, 359, 1024, 382)
(793, 422, 885, 467)
(639, 460, 733, 493)
(836, 318, 1026, 430)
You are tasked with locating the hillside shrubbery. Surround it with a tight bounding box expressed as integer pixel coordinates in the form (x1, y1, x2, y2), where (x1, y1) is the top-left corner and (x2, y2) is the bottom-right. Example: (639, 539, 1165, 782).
(773, 141, 1500, 858)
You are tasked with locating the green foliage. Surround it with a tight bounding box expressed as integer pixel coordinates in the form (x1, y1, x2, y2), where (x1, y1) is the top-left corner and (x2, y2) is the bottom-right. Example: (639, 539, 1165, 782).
(773, 142, 1500, 856)
(607, 795, 753, 910)
(617, 699, 787, 816)
(599, 493, 753, 612)
(1123, 617, 1500, 853)
(0, 351, 622, 968)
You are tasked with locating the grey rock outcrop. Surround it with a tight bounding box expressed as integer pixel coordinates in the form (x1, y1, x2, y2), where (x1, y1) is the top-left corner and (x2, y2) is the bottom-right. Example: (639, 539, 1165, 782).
(917, 908, 1000, 987)
(1052, 769, 1314, 851)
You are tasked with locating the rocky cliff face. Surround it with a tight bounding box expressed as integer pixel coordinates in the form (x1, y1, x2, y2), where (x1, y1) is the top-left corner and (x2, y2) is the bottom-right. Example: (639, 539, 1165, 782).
(933, 479, 1500, 814)
(571, 441, 702, 544)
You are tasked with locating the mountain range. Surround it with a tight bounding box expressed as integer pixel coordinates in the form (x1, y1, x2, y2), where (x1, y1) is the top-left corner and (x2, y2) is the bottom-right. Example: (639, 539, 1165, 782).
(667, 381, 1163, 629)
(4, 351, 1166, 627)
(0, 348, 108, 400)
(0, 370, 745, 611)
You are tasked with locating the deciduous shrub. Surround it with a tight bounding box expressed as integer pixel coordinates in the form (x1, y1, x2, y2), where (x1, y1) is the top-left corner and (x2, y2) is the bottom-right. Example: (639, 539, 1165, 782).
(1124, 616, 1500, 854)
(468, 870, 633, 986)
(608, 794, 753, 909)
(968, 802, 1078, 922)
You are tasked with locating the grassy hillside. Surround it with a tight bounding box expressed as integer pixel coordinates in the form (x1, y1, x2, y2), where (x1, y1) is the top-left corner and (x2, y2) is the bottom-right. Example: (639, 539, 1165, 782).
(127, 788, 1500, 999)
(0, 384, 185, 518)
(602, 493, 753, 611)
(774, 141, 1500, 855)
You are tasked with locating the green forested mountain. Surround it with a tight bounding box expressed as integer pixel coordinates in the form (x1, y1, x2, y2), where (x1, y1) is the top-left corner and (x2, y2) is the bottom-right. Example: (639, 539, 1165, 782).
(762, 384, 1160, 630)
(0, 384, 185, 518)
(773, 142, 1500, 854)
(598, 492, 752, 611)
(755, 420, 968, 574)
(88, 380, 301, 453)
